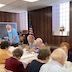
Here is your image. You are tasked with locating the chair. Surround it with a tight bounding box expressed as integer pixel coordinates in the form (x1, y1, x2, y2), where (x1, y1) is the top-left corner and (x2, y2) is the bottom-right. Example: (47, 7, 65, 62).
(0, 64, 5, 72)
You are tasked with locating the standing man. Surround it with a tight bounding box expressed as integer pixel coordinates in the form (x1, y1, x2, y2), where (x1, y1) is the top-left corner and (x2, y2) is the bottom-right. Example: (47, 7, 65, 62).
(6, 24, 20, 47)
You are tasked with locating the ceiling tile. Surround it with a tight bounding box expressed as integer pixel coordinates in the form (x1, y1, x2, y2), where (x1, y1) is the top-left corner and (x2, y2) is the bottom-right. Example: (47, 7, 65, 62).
(0, 0, 71, 13)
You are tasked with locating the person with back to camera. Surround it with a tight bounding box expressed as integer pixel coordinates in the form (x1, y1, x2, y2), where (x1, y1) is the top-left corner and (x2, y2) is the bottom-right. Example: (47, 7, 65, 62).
(5, 48, 26, 72)
(6, 24, 20, 47)
(0, 41, 10, 64)
(39, 48, 69, 72)
(60, 42, 72, 72)
(27, 47, 51, 72)
(60, 42, 72, 62)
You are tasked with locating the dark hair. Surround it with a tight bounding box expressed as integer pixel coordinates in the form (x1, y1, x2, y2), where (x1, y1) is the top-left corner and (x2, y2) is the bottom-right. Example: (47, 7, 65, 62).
(37, 48, 50, 60)
(1, 41, 10, 49)
(60, 42, 70, 50)
(13, 48, 23, 58)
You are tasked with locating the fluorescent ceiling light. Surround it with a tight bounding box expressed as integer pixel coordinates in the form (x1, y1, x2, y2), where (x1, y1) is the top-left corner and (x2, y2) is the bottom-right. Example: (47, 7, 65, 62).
(0, 4, 5, 8)
(24, 0, 39, 2)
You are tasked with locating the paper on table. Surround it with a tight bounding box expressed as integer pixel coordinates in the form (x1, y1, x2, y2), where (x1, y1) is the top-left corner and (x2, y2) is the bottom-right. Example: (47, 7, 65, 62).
(21, 53, 35, 59)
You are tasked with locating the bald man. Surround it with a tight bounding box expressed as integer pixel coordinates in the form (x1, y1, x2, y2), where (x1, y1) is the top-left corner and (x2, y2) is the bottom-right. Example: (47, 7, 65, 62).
(39, 48, 69, 72)
(6, 24, 19, 47)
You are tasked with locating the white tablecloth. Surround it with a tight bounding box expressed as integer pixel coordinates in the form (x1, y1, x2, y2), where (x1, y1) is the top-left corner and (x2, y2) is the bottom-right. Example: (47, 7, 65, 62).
(20, 53, 38, 64)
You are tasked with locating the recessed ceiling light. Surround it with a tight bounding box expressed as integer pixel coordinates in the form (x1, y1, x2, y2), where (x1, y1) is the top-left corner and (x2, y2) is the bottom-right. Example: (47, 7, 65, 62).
(0, 4, 5, 8)
(23, 0, 39, 2)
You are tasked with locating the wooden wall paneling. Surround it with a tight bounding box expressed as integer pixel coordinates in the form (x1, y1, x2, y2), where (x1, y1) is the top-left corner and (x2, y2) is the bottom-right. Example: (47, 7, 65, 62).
(28, 2, 72, 49)
(0, 11, 20, 30)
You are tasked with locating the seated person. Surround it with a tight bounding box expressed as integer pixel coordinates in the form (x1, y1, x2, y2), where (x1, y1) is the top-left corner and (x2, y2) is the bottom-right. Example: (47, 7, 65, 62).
(19, 30, 28, 44)
(5, 48, 26, 72)
(60, 42, 70, 55)
(60, 42, 72, 62)
(27, 48, 51, 72)
(23, 34, 28, 44)
(36, 38, 45, 49)
(35, 38, 45, 52)
(39, 48, 69, 72)
(0, 41, 10, 64)
(27, 35, 37, 52)
(19, 34, 25, 45)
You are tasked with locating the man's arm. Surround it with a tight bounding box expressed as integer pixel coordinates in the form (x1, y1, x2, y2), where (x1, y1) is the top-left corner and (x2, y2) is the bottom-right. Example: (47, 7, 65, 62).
(10, 37, 16, 44)
(11, 29, 18, 44)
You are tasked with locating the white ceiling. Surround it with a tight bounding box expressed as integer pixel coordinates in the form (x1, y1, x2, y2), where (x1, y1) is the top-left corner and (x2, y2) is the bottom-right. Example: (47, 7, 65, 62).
(0, 0, 71, 13)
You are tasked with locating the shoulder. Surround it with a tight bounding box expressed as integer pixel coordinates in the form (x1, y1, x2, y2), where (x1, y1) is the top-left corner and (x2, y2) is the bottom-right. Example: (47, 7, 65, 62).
(11, 58, 23, 66)
(29, 60, 40, 66)
(17, 60, 23, 66)
(12, 28, 16, 32)
(0, 50, 10, 56)
(29, 60, 37, 64)
(32, 60, 37, 63)
(40, 62, 69, 72)
(39, 63, 48, 72)
(15, 59, 22, 64)
(52, 65, 69, 72)
(5, 58, 11, 63)
(28, 60, 36, 63)
(42, 63, 48, 67)
(60, 68, 69, 72)
(40, 63, 48, 69)
(33, 40, 36, 43)
(33, 40, 37, 45)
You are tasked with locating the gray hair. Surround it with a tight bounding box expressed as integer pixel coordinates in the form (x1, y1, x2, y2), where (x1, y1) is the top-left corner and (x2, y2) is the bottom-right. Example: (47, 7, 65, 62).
(36, 38, 43, 43)
(12, 48, 23, 58)
(27, 35, 35, 40)
(51, 48, 67, 61)
(6, 24, 11, 28)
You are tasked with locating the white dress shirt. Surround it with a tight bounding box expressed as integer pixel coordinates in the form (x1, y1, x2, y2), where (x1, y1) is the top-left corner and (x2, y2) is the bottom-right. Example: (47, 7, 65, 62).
(39, 61, 69, 72)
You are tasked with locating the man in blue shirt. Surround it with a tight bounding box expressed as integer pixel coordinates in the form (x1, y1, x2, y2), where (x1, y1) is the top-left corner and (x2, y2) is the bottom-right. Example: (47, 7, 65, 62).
(6, 24, 20, 47)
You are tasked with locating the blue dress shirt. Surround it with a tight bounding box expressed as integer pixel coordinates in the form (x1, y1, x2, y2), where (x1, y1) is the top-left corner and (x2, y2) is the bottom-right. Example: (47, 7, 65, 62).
(8, 28, 20, 44)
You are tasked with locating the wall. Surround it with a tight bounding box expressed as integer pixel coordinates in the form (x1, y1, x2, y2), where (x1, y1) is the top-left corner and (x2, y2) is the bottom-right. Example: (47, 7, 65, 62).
(0, 11, 28, 31)
(19, 11, 28, 31)
(28, 2, 72, 49)
(0, 11, 20, 30)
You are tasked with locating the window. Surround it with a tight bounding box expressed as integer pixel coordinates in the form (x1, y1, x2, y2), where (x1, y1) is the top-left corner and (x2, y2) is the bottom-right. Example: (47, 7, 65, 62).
(52, 2, 70, 36)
